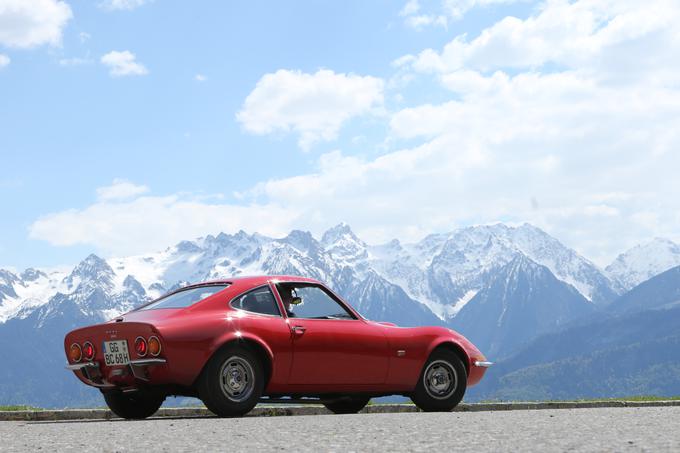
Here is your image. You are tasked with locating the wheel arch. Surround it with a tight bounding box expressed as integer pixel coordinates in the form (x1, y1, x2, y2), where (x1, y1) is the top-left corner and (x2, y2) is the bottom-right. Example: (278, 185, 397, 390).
(427, 340, 471, 377)
(194, 333, 274, 390)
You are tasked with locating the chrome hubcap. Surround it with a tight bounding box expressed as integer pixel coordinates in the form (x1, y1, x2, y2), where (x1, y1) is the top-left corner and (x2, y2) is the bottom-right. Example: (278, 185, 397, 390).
(424, 360, 457, 400)
(219, 356, 254, 402)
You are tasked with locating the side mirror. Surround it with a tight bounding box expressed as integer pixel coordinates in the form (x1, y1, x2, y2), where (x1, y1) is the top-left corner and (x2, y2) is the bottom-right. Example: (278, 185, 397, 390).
(290, 296, 303, 306)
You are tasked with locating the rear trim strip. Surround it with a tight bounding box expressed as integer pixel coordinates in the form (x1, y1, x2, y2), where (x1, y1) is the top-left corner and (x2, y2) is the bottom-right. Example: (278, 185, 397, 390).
(129, 358, 167, 366)
(65, 362, 99, 371)
(474, 361, 494, 368)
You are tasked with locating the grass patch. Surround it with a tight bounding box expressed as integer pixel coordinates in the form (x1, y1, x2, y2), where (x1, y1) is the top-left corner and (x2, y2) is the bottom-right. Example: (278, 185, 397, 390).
(476, 395, 680, 403)
(571, 395, 680, 402)
(0, 405, 42, 411)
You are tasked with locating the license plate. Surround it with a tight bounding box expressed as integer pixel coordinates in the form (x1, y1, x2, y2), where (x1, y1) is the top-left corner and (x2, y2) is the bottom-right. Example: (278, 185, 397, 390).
(103, 340, 130, 366)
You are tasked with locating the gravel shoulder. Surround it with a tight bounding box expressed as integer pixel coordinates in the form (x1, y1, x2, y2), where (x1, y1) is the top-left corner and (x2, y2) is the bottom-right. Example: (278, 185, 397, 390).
(2, 406, 680, 452)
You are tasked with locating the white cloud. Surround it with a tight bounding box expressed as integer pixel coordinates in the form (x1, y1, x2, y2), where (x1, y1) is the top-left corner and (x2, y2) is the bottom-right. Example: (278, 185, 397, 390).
(194, 73, 206, 82)
(59, 57, 92, 66)
(0, 0, 72, 48)
(29, 187, 296, 256)
(399, 0, 522, 29)
(405, 14, 448, 29)
(99, 0, 152, 11)
(400, 0, 420, 16)
(96, 179, 149, 201)
(442, 0, 523, 20)
(236, 0, 680, 264)
(100, 50, 148, 77)
(405, 0, 680, 75)
(25, 0, 680, 266)
(236, 69, 384, 150)
(0, 54, 9, 68)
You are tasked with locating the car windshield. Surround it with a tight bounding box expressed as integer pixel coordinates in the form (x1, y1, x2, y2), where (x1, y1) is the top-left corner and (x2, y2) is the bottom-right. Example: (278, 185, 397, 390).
(138, 284, 229, 311)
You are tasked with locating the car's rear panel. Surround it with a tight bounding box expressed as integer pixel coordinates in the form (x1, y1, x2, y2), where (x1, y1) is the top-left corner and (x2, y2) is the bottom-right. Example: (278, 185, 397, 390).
(64, 321, 170, 390)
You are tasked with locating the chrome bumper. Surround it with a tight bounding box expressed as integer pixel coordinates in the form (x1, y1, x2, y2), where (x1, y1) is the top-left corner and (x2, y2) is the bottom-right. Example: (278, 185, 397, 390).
(130, 358, 167, 366)
(474, 360, 494, 368)
(65, 358, 167, 385)
(65, 362, 99, 371)
(65, 358, 167, 371)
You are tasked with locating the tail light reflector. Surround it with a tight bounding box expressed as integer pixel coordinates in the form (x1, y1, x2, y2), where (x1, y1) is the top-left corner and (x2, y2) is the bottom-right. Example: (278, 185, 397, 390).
(148, 336, 162, 357)
(83, 341, 95, 361)
(135, 337, 148, 357)
(69, 343, 82, 363)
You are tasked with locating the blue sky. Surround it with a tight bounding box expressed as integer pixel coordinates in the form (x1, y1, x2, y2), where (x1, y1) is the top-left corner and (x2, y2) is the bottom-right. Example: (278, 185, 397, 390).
(1, 0, 679, 270)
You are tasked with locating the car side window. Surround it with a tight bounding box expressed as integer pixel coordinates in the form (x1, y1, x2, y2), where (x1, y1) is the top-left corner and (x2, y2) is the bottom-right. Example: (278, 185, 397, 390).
(277, 284, 355, 320)
(230, 286, 281, 317)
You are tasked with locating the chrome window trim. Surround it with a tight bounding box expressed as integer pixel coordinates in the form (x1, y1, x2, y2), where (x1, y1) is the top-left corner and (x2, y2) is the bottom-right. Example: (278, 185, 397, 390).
(272, 281, 359, 321)
(229, 284, 283, 318)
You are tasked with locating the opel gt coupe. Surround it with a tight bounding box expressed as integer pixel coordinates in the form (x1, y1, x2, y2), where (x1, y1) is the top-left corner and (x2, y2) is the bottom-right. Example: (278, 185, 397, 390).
(64, 276, 492, 419)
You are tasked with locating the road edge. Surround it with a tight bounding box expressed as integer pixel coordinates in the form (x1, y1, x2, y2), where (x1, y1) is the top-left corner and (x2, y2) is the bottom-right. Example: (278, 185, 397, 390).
(2, 400, 680, 421)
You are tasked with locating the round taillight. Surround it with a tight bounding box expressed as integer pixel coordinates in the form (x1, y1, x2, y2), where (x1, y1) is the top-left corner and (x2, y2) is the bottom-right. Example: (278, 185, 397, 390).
(148, 336, 161, 357)
(69, 343, 82, 363)
(83, 341, 95, 361)
(135, 337, 147, 357)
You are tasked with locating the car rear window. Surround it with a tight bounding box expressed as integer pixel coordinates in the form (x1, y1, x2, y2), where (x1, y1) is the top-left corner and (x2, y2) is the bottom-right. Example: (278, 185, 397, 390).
(139, 284, 229, 310)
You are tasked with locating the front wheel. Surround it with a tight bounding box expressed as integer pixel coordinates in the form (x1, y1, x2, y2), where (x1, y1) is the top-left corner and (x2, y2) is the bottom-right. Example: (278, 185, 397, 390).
(102, 390, 165, 419)
(410, 350, 467, 412)
(198, 346, 264, 417)
(324, 396, 371, 414)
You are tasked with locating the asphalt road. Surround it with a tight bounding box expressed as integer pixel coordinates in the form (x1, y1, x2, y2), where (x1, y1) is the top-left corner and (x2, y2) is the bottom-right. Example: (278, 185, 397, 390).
(2, 406, 680, 452)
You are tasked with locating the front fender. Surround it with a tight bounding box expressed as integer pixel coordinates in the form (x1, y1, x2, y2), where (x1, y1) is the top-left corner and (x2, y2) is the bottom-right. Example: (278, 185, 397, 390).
(425, 331, 489, 387)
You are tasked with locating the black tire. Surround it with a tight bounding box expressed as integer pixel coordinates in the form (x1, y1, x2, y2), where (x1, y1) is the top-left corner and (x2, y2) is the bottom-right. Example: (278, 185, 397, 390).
(323, 396, 371, 414)
(102, 390, 165, 420)
(410, 349, 467, 412)
(198, 346, 264, 417)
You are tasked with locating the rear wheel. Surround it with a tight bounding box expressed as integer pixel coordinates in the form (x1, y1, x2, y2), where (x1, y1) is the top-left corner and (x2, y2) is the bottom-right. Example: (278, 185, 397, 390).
(102, 390, 165, 420)
(198, 346, 264, 417)
(410, 349, 467, 412)
(324, 396, 371, 414)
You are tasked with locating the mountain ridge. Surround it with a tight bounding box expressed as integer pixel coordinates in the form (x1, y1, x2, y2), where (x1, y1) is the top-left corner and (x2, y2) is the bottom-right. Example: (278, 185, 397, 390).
(1, 222, 679, 407)
(0, 222, 622, 325)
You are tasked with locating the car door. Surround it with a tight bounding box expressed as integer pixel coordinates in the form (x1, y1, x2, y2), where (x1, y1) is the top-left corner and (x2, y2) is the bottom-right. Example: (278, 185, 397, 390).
(274, 282, 390, 385)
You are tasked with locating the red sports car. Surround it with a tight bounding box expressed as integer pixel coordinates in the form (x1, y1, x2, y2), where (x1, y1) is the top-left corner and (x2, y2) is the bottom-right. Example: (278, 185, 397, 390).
(64, 276, 492, 419)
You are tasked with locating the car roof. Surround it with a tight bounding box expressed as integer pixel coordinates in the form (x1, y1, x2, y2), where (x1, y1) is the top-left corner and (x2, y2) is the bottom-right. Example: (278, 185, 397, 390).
(181, 275, 322, 290)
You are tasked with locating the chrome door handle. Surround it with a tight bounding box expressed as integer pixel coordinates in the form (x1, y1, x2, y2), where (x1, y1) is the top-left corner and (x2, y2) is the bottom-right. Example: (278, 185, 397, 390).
(291, 326, 306, 337)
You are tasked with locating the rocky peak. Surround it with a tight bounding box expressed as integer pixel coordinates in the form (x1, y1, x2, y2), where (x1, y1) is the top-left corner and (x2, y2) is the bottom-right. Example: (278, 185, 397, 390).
(20, 268, 47, 282)
(0, 269, 19, 287)
(321, 223, 362, 247)
(283, 230, 318, 252)
(606, 237, 680, 291)
(175, 240, 203, 254)
(64, 254, 115, 292)
(321, 223, 367, 263)
(123, 275, 146, 298)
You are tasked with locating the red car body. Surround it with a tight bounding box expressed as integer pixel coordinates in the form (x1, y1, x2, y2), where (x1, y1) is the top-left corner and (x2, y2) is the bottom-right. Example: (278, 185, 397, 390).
(65, 276, 491, 417)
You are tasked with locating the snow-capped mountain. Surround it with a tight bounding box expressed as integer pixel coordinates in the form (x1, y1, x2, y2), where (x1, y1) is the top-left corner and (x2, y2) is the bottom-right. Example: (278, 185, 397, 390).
(449, 254, 594, 359)
(606, 238, 680, 291)
(1, 223, 678, 407)
(367, 223, 619, 318)
(610, 264, 680, 314)
(0, 222, 671, 407)
(0, 223, 621, 327)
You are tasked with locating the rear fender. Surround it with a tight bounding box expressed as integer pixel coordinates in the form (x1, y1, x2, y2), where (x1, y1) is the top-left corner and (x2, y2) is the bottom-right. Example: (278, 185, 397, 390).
(194, 331, 274, 384)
